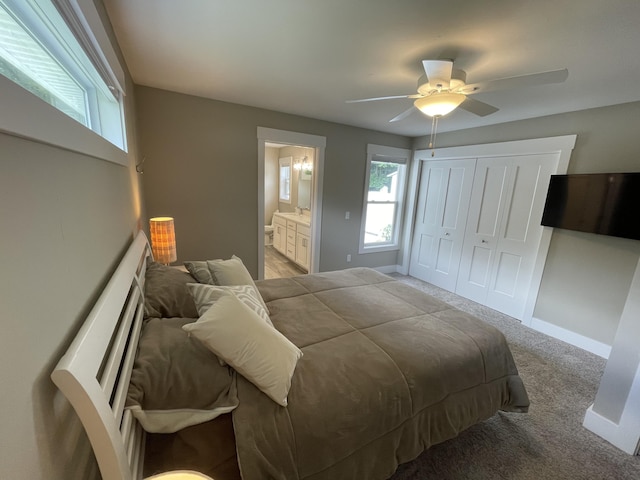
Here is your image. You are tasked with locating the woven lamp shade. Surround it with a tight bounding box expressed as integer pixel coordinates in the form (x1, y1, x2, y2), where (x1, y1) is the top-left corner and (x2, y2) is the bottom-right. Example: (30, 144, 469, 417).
(149, 217, 177, 265)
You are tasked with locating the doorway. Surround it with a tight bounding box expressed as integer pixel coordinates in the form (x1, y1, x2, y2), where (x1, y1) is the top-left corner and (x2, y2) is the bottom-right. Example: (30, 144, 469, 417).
(257, 127, 326, 280)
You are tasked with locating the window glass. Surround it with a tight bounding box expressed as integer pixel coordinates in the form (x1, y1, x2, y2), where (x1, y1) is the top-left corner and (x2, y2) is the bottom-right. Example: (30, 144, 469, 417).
(359, 146, 410, 253)
(364, 161, 402, 244)
(0, 5, 87, 124)
(0, 0, 126, 150)
(279, 156, 292, 203)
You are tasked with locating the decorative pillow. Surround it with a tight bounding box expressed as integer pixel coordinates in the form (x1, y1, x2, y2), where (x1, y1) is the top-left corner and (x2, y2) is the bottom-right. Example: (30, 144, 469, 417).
(184, 256, 269, 313)
(207, 255, 254, 284)
(144, 262, 199, 318)
(187, 283, 273, 327)
(182, 293, 302, 407)
(126, 318, 238, 433)
(183, 260, 214, 284)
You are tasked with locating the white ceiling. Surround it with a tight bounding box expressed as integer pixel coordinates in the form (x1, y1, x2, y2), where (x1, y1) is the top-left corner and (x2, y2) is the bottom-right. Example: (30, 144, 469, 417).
(103, 0, 640, 137)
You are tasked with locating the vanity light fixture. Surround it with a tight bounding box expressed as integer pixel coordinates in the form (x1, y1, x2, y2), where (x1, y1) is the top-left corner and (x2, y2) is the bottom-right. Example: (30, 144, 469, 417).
(294, 156, 313, 173)
(149, 217, 177, 265)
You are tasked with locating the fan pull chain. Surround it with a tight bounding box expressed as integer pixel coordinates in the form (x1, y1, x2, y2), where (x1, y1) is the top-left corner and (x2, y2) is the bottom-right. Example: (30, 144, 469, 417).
(428, 115, 439, 157)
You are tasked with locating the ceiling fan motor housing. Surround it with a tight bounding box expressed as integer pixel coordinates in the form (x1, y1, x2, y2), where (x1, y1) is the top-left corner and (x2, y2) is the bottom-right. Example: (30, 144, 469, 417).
(417, 68, 467, 95)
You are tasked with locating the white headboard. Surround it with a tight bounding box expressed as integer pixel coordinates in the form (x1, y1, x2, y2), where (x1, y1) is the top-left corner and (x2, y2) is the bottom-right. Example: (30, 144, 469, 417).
(51, 231, 152, 480)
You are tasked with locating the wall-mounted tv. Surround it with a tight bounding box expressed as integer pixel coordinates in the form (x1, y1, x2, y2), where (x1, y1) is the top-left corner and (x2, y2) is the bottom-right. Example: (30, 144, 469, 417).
(541, 172, 640, 241)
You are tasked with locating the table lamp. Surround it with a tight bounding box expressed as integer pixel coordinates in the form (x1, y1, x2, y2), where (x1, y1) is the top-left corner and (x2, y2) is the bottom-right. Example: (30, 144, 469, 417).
(149, 217, 177, 265)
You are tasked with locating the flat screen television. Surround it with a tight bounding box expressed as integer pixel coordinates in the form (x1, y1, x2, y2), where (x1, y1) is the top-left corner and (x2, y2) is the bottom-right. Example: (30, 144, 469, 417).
(541, 172, 640, 241)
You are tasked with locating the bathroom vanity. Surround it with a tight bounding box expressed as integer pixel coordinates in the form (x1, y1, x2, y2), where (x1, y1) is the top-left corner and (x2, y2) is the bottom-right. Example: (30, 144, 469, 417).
(273, 212, 311, 271)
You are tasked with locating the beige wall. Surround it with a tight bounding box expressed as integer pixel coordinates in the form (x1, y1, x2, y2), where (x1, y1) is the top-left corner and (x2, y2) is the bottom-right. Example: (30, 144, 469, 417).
(0, 2, 142, 478)
(136, 86, 412, 274)
(412, 101, 640, 346)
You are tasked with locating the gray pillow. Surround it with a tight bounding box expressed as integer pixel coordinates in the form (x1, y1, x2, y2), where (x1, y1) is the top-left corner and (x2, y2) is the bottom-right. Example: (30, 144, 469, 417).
(183, 260, 214, 284)
(184, 255, 269, 313)
(144, 262, 199, 318)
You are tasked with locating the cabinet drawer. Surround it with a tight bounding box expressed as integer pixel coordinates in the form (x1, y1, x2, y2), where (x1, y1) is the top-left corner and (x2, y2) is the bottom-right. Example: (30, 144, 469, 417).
(286, 243, 296, 258)
(297, 224, 310, 236)
(286, 220, 298, 231)
(273, 216, 287, 228)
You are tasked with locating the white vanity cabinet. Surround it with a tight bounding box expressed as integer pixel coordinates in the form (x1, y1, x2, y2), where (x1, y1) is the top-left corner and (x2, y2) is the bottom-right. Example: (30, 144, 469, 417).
(286, 220, 297, 260)
(273, 215, 288, 255)
(295, 224, 311, 270)
(273, 212, 311, 271)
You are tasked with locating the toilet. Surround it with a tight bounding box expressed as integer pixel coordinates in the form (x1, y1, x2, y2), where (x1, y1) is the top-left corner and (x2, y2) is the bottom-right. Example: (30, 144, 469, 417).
(264, 224, 274, 245)
(265, 213, 275, 245)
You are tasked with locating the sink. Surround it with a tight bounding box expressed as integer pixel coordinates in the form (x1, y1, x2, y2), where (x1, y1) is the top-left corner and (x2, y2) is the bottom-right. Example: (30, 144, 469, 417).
(276, 212, 311, 225)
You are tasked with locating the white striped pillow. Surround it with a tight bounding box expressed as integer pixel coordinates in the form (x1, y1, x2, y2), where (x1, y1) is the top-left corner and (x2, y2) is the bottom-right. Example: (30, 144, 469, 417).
(187, 283, 272, 327)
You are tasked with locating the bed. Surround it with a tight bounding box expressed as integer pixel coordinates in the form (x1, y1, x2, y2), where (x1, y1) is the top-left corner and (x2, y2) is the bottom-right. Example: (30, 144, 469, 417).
(52, 231, 529, 480)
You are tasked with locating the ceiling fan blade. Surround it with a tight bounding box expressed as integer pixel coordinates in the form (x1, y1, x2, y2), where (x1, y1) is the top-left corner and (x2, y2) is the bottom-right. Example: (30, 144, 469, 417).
(461, 68, 568, 95)
(422, 60, 453, 89)
(345, 94, 414, 103)
(389, 106, 416, 123)
(458, 97, 499, 117)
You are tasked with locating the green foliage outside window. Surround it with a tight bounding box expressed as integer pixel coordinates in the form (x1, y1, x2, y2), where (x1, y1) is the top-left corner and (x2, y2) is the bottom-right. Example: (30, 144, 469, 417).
(369, 162, 397, 191)
(381, 224, 392, 241)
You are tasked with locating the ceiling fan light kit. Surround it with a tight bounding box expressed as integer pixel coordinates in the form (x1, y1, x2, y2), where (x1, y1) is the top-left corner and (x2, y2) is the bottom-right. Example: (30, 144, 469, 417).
(414, 92, 466, 117)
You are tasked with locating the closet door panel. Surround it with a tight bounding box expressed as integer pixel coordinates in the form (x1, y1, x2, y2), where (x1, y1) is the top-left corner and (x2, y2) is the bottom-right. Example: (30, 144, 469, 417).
(409, 165, 443, 280)
(486, 155, 557, 318)
(493, 252, 521, 297)
(475, 165, 509, 237)
(409, 159, 475, 291)
(456, 160, 508, 302)
(468, 245, 493, 286)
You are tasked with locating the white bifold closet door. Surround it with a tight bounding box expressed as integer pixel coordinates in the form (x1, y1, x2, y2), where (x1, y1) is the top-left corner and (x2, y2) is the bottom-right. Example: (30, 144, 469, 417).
(409, 159, 475, 292)
(409, 152, 558, 321)
(456, 154, 557, 319)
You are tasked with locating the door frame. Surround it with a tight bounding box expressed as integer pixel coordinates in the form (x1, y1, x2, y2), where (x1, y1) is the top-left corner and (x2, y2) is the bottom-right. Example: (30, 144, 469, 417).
(257, 127, 326, 280)
(401, 135, 577, 325)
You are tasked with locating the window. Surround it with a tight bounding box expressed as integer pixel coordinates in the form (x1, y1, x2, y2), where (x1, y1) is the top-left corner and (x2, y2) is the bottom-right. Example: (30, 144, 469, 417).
(0, 0, 126, 151)
(359, 145, 410, 253)
(279, 156, 292, 203)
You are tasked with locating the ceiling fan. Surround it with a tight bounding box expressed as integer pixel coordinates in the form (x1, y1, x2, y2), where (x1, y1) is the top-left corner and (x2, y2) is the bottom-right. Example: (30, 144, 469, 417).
(347, 59, 568, 123)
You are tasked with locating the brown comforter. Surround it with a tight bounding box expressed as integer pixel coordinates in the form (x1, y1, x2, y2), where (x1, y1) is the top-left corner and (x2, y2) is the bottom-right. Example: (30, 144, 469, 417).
(228, 268, 529, 479)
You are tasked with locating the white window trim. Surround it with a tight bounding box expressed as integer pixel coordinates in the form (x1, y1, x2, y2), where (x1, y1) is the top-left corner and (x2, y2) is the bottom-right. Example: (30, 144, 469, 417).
(359, 144, 411, 254)
(56, 0, 125, 94)
(0, 0, 128, 166)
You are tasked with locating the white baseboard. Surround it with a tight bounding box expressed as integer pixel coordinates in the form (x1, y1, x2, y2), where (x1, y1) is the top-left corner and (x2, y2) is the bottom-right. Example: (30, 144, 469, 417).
(583, 405, 640, 455)
(374, 265, 402, 274)
(530, 317, 611, 359)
